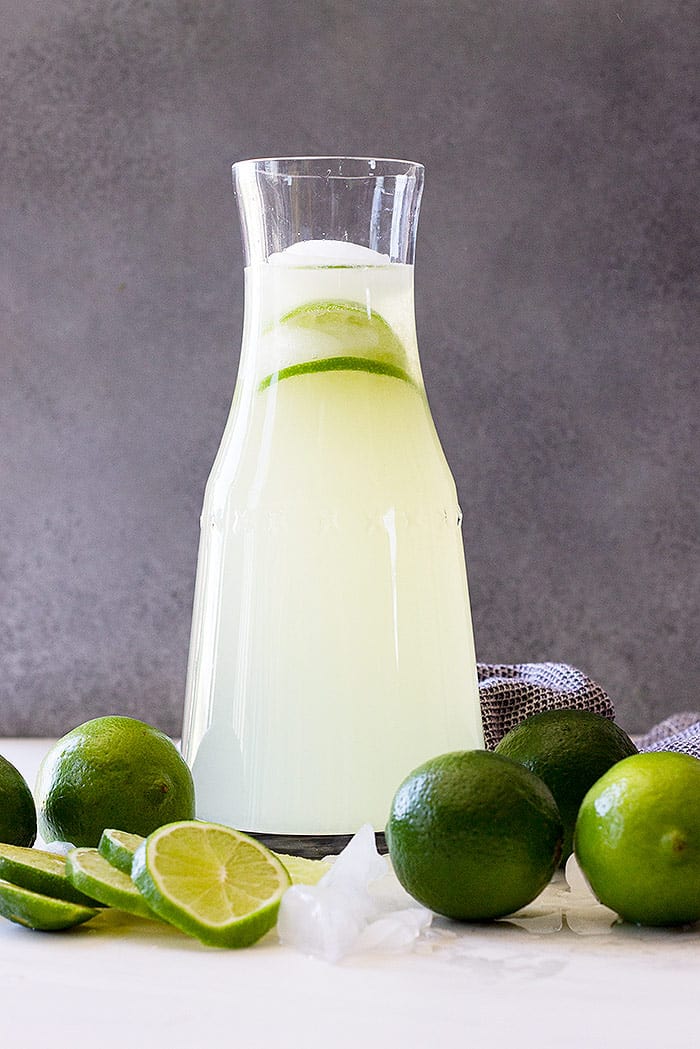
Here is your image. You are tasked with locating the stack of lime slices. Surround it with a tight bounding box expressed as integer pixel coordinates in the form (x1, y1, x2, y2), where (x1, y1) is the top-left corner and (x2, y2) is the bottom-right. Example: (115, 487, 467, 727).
(0, 843, 102, 931)
(0, 823, 328, 947)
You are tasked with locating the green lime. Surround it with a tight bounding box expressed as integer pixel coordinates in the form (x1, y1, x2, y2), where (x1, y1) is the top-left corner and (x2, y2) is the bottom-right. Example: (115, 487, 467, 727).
(260, 299, 411, 390)
(131, 821, 291, 948)
(0, 877, 99, 931)
(0, 843, 100, 906)
(35, 716, 196, 847)
(575, 751, 700, 926)
(0, 753, 37, 847)
(495, 709, 637, 863)
(386, 750, 563, 920)
(98, 828, 145, 874)
(66, 848, 158, 920)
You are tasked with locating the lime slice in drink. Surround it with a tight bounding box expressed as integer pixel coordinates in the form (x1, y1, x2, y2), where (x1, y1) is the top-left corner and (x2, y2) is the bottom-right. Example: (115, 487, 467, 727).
(0, 877, 100, 931)
(274, 853, 331, 886)
(131, 821, 291, 948)
(0, 843, 101, 907)
(66, 847, 158, 920)
(260, 300, 412, 390)
(98, 828, 145, 874)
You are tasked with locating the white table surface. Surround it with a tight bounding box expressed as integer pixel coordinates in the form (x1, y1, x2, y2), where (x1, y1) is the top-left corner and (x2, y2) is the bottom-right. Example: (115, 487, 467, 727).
(1, 739, 697, 1049)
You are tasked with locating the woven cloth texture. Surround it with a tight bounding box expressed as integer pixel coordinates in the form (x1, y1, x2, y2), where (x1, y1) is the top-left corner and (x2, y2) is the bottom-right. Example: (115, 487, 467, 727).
(631, 712, 700, 760)
(478, 662, 700, 758)
(478, 662, 614, 749)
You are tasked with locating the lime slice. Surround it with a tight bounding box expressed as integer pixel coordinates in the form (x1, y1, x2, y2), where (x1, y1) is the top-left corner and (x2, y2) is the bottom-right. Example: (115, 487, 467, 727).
(259, 355, 411, 390)
(0, 843, 101, 907)
(260, 299, 412, 390)
(131, 821, 291, 948)
(273, 853, 330, 886)
(98, 828, 145, 874)
(0, 876, 99, 931)
(66, 848, 158, 920)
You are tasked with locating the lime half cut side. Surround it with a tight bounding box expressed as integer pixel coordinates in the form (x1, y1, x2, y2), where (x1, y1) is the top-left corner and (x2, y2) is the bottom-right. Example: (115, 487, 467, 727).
(66, 848, 158, 920)
(98, 829, 145, 874)
(260, 299, 412, 391)
(131, 822, 291, 948)
(0, 843, 101, 907)
(0, 877, 99, 931)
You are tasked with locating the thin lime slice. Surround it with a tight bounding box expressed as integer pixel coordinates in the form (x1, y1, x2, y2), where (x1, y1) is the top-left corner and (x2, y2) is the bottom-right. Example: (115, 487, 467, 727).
(260, 299, 411, 391)
(0, 843, 101, 907)
(98, 829, 145, 874)
(0, 877, 99, 931)
(66, 848, 158, 920)
(131, 821, 291, 948)
(259, 355, 412, 390)
(273, 853, 330, 886)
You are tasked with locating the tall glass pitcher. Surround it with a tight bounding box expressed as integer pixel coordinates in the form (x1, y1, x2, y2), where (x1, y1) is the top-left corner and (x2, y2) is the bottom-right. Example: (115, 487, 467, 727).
(181, 157, 483, 855)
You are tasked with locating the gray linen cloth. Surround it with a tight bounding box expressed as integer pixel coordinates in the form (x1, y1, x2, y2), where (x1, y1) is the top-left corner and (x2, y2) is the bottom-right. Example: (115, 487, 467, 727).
(478, 661, 700, 758)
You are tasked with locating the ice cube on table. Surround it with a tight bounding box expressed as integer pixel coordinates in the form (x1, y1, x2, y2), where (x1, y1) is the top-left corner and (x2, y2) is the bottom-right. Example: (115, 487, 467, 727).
(564, 852, 596, 898)
(277, 823, 432, 962)
(268, 240, 391, 267)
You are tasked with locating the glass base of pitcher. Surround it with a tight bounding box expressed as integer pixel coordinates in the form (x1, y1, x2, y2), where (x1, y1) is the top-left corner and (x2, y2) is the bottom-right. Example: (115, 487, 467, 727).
(248, 830, 387, 859)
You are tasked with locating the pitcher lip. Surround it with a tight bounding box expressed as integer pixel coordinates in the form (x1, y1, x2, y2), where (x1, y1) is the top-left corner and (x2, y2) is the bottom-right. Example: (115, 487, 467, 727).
(232, 156, 424, 178)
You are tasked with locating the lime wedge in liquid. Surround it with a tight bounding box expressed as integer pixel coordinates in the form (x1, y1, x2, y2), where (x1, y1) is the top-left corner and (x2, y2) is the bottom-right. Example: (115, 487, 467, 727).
(260, 299, 412, 390)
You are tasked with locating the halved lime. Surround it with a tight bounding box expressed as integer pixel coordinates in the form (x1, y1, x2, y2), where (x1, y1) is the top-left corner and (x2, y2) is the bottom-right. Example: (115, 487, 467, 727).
(66, 848, 158, 920)
(0, 877, 99, 931)
(0, 843, 101, 907)
(131, 821, 291, 948)
(260, 299, 411, 390)
(98, 828, 144, 874)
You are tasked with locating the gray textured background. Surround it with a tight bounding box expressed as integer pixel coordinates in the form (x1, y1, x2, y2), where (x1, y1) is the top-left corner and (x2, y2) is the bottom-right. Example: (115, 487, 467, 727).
(1, 0, 697, 737)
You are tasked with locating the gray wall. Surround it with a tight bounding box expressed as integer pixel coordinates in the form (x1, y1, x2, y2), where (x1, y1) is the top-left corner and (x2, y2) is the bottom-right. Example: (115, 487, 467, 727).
(1, 0, 697, 737)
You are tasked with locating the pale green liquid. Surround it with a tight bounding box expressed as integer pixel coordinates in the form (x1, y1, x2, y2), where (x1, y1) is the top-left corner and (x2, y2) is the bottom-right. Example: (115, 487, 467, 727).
(182, 264, 483, 834)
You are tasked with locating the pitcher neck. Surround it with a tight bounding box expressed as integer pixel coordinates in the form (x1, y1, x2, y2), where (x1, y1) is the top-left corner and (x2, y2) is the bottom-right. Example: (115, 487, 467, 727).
(231, 158, 426, 395)
(232, 157, 424, 266)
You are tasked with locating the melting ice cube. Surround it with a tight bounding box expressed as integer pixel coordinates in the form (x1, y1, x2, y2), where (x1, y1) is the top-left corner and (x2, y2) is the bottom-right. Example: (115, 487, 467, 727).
(277, 823, 431, 962)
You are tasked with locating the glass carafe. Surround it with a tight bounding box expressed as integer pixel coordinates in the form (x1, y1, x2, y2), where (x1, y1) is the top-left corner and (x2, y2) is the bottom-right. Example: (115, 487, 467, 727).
(181, 157, 483, 856)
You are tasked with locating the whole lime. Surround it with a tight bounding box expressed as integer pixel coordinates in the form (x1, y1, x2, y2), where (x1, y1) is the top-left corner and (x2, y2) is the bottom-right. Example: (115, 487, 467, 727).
(0, 753, 37, 847)
(495, 709, 637, 863)
(575, 751, 700, 926)
(386, 750, 563, 920)
(36, 716, 195, 847)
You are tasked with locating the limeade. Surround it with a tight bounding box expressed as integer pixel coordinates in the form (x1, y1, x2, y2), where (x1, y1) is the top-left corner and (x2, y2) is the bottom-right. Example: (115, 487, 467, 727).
(182, 242, 483, 835)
